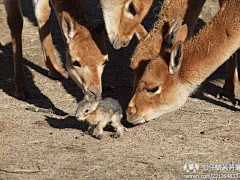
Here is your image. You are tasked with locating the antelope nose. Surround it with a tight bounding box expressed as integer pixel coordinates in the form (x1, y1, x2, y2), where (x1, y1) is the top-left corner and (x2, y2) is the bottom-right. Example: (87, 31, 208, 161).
(128, 99, 135, 108)
(127, 99, 137, 115)
(127, 106, 137, 116)
(87, 85, 102, 100)
(109, 33, 117, 45)
(112, 35, 122, 50)
(122, 36, 130, 47)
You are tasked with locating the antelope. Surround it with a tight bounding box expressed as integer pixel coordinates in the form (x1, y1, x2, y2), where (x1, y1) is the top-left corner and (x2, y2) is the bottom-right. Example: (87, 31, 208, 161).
(127, 0, 240, 125)
(3, 0, 107, 100)
(100, 0, 153, 49)
(130, 0, 206, 92)
(130, 0, 238, 104)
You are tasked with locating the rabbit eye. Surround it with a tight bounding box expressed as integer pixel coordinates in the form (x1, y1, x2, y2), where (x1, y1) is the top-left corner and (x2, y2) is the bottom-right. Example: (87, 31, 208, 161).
(85, 109, 89, 113)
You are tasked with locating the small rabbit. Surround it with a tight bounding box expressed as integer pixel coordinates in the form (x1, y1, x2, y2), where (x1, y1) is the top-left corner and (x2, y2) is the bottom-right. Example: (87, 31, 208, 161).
(76, 97, 126, 139)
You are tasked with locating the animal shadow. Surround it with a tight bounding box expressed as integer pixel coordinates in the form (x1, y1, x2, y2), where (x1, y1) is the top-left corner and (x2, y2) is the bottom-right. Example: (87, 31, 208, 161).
(0, 42, 67, 116)
(46, 115, 88, 132)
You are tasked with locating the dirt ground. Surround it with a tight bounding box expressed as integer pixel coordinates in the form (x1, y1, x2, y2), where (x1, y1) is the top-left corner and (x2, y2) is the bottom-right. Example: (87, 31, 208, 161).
(1, 0, 240, 179)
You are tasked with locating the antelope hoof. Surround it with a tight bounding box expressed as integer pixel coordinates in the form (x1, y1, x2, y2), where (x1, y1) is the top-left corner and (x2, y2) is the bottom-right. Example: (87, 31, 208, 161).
(14, 87, 30, 100)
(217, 89, 237, 106)
(14, 92, 26, 100)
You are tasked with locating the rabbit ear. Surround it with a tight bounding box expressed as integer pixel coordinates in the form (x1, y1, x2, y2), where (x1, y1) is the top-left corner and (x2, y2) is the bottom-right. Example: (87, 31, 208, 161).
(90, 100, 100, 110)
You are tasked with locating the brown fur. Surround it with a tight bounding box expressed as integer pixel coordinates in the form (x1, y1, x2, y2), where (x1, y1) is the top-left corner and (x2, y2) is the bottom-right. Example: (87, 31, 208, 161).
(130, 0, 206, 91)
(4, 0, 107, 100)
(127, 0, 240, 124)
(100, 0, 153, 49)
(36, 0, 108, 100)
(3, 0, 27, 98)
(130, 0, 206, 69)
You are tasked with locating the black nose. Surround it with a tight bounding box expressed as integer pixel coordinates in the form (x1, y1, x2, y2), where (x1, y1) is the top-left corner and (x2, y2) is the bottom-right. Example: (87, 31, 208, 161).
(122, 41, 128, 47)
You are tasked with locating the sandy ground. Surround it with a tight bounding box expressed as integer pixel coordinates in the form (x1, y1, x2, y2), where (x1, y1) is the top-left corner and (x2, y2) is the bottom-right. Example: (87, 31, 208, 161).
(0, 0, 240, 179)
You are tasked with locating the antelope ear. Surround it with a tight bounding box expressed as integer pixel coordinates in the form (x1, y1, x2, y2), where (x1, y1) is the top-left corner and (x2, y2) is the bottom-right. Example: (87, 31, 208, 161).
(62, 12, 78, 44)
(173, 24, 188, 46)
(135, 24, 148, 40)
(164, 17, 183, 46)
(169, 41, 183, 74)
(95, 23, 106, 36)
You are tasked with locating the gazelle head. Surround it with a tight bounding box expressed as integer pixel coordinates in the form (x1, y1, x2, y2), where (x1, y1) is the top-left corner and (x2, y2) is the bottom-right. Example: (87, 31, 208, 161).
(127, 18, 189, 125)
(101, 0, 153, 49)
(62, 12, 108, 101)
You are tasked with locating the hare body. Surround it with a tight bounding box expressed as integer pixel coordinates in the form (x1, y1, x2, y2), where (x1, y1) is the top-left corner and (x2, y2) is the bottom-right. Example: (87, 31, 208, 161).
(76, 98, 125, 139)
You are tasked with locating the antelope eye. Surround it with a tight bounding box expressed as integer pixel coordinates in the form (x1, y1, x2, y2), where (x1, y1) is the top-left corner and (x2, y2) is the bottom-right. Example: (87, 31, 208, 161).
(128, 2, 137, 16)
(146, 86, 159, 93)
(73, 61, 81, 67)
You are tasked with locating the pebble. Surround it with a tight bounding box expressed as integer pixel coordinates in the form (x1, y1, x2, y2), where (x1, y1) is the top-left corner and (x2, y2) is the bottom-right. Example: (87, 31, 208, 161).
(0, 122, 4, 132)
